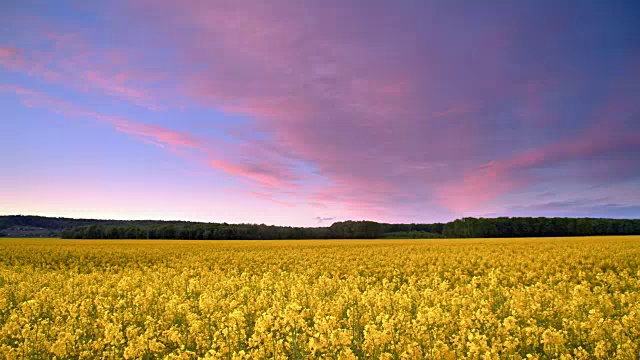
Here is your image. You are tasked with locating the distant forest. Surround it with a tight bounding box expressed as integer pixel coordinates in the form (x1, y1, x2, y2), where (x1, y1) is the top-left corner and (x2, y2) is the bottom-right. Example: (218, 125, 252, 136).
(2, 215, 640, 239)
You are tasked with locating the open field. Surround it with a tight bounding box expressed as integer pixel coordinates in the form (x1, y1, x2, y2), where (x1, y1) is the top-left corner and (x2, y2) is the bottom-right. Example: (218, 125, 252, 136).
(0, 237, 639, 359)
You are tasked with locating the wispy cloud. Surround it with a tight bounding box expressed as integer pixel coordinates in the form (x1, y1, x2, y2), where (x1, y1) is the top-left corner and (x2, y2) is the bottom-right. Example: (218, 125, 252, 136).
(314, 216, 336, 224)
(2, 1, 639, 223)
(0, 33, 167, 110)
(0, 84, 309, 193)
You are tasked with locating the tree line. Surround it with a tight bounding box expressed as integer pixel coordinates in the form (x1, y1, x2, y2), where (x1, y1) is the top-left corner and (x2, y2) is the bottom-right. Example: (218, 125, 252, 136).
(0, 215, 199, 232)
(58, 220, 449, 240)
(59, 217, 640, 240)
(3, 215, 640, 240)
(442, 217, 640, 238)
(60, 223, 333, 240)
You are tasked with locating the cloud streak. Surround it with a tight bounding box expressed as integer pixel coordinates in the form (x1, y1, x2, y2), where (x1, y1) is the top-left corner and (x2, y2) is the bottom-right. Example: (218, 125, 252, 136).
(0, 84, 309, 196)
(314, 216, 336, 224)
(0, 33, 167, 110)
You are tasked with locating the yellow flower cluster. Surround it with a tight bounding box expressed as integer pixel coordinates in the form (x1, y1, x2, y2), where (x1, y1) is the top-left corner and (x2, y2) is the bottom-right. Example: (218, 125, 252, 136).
(0, 236, 638, 359)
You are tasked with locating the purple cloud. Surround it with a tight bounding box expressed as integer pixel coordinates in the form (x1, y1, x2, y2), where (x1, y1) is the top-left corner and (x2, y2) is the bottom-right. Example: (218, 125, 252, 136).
(1, 1, 639, 223)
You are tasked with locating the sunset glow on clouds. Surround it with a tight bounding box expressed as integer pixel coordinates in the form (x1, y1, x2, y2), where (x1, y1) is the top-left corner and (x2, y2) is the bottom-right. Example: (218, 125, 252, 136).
(1, 1, 639, 225)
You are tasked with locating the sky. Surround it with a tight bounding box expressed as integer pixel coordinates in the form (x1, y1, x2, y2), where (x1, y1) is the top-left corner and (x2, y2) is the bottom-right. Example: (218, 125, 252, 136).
(1, 1, 639, 226)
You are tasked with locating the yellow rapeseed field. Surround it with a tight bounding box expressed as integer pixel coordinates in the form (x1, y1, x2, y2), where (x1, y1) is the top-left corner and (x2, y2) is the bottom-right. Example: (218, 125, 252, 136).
(0, 237, 639, 359)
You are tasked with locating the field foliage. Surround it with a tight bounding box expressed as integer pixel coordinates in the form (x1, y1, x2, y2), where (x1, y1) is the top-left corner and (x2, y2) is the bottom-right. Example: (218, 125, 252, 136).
(0, 237, 639, 359)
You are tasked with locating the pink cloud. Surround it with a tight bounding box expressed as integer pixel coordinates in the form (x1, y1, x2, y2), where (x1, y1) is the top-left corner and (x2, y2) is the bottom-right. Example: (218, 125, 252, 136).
(0, 84, 34, 96)
(83, 70, 163, 110)
(0, 32, 167, 110)
(113, 1, 566, 218)
(438, 55, 640, 214)
(441, 126, 640, 213)
(209, 159, 300, 190)
(1, 84, 201, 152)
(107, 118, 206, 152)
(4, 2, 639, 222)
(0, 46, 22, 63)
(247, 191, 295, 208)
(0, 46, 26, 64)
(1, 84, 307, 191)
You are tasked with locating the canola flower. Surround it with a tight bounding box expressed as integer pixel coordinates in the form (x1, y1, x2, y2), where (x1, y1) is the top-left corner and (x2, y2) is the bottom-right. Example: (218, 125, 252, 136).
(0, 236, 638, 359)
